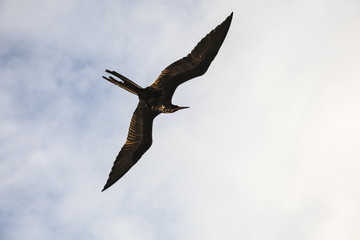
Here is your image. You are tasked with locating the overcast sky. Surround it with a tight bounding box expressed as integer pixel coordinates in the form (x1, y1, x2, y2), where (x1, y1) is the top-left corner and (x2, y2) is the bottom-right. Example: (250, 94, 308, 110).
(1, 0, 360, 239)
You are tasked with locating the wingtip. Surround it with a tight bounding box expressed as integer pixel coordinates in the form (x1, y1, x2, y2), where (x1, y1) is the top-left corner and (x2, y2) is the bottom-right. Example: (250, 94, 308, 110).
(101, 184, 109, 192)
(102, 177, 117, 192)
(102, 179, 114, 191)
(228, 12, 233, 21)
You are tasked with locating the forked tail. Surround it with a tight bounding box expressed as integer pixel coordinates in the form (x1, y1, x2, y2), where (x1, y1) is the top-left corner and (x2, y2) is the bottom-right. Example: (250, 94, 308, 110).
(102, 70, 143, 95)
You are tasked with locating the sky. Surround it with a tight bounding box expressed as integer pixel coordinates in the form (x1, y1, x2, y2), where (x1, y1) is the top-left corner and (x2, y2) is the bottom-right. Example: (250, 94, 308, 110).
(1, 0, 360, 239)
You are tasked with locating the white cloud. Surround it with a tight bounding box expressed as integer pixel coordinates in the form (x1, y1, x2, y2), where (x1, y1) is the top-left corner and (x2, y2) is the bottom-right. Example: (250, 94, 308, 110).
(1, 0, 360, 239)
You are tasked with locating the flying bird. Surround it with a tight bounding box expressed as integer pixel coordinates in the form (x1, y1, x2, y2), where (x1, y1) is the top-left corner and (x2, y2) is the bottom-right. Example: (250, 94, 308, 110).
(102, 12, 233, 191)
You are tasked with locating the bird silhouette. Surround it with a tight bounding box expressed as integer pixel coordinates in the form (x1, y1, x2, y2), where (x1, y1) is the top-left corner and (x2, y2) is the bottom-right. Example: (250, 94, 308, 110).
(101, 12, 233, 191)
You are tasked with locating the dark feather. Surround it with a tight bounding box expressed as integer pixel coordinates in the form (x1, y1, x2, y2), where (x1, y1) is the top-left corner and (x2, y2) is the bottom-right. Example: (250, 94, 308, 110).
(102, 101, 157, 191)
(150, 12, 233, 103)
(102, 13, 233, 191)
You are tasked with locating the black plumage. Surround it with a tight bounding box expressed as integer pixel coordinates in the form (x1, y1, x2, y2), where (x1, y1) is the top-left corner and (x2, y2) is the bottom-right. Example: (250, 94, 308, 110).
(102, 13, 233, 191)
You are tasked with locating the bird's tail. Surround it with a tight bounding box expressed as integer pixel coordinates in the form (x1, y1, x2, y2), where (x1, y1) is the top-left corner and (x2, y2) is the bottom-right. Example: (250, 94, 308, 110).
(102, 70, 143, 95)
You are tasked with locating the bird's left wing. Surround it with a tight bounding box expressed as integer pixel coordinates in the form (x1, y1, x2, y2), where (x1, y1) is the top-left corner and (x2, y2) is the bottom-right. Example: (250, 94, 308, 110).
(102, 101, 156, 191)
(149, 12, 233, 102)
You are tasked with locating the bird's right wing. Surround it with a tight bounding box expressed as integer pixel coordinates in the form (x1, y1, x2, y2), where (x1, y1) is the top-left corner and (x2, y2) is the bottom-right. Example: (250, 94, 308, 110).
(102, 101, 156, 191)
(149, 12, 233, 103)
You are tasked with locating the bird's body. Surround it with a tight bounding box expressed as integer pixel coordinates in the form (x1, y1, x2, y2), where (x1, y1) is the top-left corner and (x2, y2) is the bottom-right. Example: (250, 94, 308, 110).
(102, 13, 233, 191)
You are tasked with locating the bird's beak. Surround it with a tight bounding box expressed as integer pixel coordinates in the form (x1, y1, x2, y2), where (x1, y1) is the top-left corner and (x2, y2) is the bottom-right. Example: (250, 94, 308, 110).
(175, 106, 190, 111)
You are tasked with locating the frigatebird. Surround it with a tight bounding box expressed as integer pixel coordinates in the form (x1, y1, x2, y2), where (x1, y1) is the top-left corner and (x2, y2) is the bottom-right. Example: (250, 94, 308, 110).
(102, 12, 233, 191)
